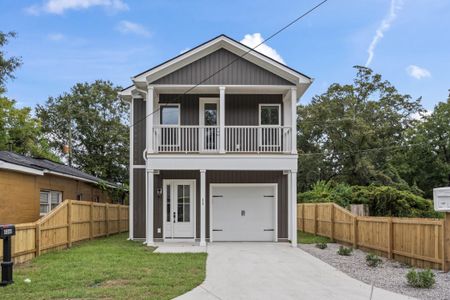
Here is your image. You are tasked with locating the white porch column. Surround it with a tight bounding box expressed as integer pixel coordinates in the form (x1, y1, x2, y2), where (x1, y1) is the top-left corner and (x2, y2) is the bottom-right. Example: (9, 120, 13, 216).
(219, 86, 226, 153)
(291, 170, 298, 247)
(200, 170, 206, 246)
(287, 170, 291, 241)
(290, 87, 297, 154)
(146, 86, 155, 154)
(146, 169, 154, 246)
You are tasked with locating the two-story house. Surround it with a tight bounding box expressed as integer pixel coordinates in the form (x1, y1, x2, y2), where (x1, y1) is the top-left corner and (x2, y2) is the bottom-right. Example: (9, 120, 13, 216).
(119, 35, 312, 247)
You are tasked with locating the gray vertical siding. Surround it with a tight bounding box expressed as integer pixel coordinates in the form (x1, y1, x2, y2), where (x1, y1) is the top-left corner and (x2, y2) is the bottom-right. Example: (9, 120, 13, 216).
(225, 94, 283, 126)
(133, 98, 146, 165)
(152, 49, 294, 86)
(150, 170, 288, 241)
(158, 94, 283, 126)
(133, 168, 146, 239)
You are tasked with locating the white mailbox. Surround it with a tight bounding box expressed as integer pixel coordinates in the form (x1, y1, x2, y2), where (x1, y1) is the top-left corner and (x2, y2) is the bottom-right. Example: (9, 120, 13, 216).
(433, 187, 450, 212)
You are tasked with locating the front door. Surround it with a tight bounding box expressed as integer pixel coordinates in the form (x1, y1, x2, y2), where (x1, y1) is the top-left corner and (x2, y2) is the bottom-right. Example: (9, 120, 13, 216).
(200, 98, 219, 152)
(164, 180, 195, 239)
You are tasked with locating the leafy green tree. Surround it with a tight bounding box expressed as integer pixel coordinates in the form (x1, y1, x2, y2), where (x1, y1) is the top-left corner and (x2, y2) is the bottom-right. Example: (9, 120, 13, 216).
(0, 96, 56, 159)
(0, 31, 22, 92)
(0, 31, 55, 159)
(297, 66, 424, 192)
(395, 94, 450, 197)
(36, 80, 129, 184)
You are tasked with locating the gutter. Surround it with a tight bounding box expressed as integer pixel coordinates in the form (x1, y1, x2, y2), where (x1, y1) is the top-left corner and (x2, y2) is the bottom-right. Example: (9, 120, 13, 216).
(43, 170, 118, 189)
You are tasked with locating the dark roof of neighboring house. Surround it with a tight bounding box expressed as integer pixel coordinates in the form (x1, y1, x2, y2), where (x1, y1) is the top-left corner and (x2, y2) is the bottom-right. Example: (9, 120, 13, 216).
(0, 151, 117, 188)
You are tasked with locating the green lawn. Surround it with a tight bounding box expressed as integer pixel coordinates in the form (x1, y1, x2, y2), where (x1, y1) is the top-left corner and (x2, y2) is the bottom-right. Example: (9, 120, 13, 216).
(297, 230, 331, 244)
(2, 233, 206, 300)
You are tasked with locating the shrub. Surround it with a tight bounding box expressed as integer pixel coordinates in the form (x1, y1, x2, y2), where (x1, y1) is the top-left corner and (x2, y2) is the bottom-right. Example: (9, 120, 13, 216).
(298, 181, 439, 218)
(337, 246, 353, 256)
(406, 269, 435, 288)
(366, 253, 382, 267)
(315, 242, 327, 249)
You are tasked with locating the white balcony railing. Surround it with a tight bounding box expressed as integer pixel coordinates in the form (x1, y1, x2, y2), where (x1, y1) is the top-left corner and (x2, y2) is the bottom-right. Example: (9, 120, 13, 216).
(153, 126, 291, 154)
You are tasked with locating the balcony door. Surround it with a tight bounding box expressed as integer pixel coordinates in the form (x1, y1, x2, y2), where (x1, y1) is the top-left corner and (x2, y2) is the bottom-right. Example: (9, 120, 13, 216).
(199, 98, 219, 152)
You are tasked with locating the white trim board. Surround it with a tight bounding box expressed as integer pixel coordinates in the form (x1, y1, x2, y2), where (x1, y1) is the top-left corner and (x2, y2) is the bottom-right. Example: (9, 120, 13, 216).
(146, 155, 298, 171)
(0, 161, 44, 176)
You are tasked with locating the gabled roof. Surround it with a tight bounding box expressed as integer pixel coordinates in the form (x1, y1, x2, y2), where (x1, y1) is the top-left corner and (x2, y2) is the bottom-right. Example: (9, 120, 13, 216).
(0, 151, 118, 188)
(120, 34, 313, 98)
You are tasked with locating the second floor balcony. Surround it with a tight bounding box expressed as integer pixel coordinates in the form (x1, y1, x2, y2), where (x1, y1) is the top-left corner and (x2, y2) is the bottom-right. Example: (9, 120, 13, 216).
(152, 125, 292, 154)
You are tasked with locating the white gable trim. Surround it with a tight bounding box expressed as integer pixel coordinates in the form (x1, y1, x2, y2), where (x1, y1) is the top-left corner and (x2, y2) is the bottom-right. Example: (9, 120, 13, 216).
(132, 35, 312, 87)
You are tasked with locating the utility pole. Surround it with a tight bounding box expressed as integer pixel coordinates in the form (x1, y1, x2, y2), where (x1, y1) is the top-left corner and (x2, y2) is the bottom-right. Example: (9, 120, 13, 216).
(68, 121, 72, 167)
(63, 98, 73, 167)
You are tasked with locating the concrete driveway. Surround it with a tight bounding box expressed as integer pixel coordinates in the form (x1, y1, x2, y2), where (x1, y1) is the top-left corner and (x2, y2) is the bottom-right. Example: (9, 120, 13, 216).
(176, 243, 414, 300)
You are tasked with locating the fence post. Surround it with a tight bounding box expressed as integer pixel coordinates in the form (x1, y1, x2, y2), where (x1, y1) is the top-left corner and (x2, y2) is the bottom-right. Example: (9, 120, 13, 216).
(352, 216, 358, 249)
(301, 204, 305, 231)
(330, 204, 335, 242)
(105, 203, 109, 237)
(313, 204, 317, 235)
(388, 217, 393, 259)
(90, 202, 94, 240)
(35, 223, 41, 257)
(67, 200, 72, 248)
(444, 213, 450, 272)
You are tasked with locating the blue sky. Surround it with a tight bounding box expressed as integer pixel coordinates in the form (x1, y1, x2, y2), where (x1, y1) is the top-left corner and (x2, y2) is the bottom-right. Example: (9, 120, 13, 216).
(1, 0, 449, 110)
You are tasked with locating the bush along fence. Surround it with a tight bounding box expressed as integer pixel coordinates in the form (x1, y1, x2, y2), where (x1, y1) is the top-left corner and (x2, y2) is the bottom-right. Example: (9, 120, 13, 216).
(297, 203, 450, 271)
(0, 200, 129, 264)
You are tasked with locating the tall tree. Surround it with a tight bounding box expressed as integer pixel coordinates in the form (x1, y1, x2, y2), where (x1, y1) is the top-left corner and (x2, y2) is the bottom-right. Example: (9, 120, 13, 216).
(297, 66, 424, 192)
(395, 94, 450, 197)
(36, 80, 129, 184)
(0, 96, 56, 159)
(0, 31, 22, 92)
(0, 31, 55, 158)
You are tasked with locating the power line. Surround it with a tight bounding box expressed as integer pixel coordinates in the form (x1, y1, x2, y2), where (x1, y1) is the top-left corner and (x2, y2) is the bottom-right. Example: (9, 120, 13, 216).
(129, 0, 329, 129)
(297, 142, 428, 157)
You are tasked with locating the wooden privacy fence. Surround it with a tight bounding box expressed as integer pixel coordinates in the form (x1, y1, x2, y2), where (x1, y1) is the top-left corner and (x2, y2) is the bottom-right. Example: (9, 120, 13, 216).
(298, 203, 450, 271)
(0, 200, 129, 264)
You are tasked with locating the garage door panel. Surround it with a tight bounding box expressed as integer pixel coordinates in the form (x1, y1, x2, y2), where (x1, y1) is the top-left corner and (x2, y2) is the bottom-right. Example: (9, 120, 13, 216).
(212, 185, 276, 242)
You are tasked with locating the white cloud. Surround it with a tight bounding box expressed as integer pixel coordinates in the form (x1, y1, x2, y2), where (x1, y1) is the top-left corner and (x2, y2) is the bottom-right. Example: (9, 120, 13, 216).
(411, 110, 432, 121)
(240, 33, 285, 64)
(26, 0, 128, 15)
(47, 33, 65, 41)
(116, 21, 150, 37)
(179, 47, 190, 54)
(365, 0, 403, 67)
(406, 65, 431, 79)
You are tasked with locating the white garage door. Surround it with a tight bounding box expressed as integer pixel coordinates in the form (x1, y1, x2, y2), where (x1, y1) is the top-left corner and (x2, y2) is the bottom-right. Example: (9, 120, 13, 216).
(211, 185, 277, 242)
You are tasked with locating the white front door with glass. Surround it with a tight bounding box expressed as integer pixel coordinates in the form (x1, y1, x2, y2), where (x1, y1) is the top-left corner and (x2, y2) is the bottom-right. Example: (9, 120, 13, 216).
(163, 180, 195, 239)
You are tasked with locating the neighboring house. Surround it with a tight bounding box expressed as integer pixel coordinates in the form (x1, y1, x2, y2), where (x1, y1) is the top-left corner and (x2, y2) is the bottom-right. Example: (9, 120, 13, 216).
(119, 35, 312, 246)
(0, 151, 117, 224)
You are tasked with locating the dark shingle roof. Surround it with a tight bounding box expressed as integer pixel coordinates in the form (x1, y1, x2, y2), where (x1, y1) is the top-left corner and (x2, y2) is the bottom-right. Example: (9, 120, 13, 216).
(0, 151, 117, 187)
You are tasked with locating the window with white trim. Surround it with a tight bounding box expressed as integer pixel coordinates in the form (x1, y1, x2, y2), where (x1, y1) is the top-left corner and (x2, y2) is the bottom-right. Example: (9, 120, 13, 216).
(259, 104, 280, 126)
(160, 105, 180, 125)
(40, 190, 62, 215)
